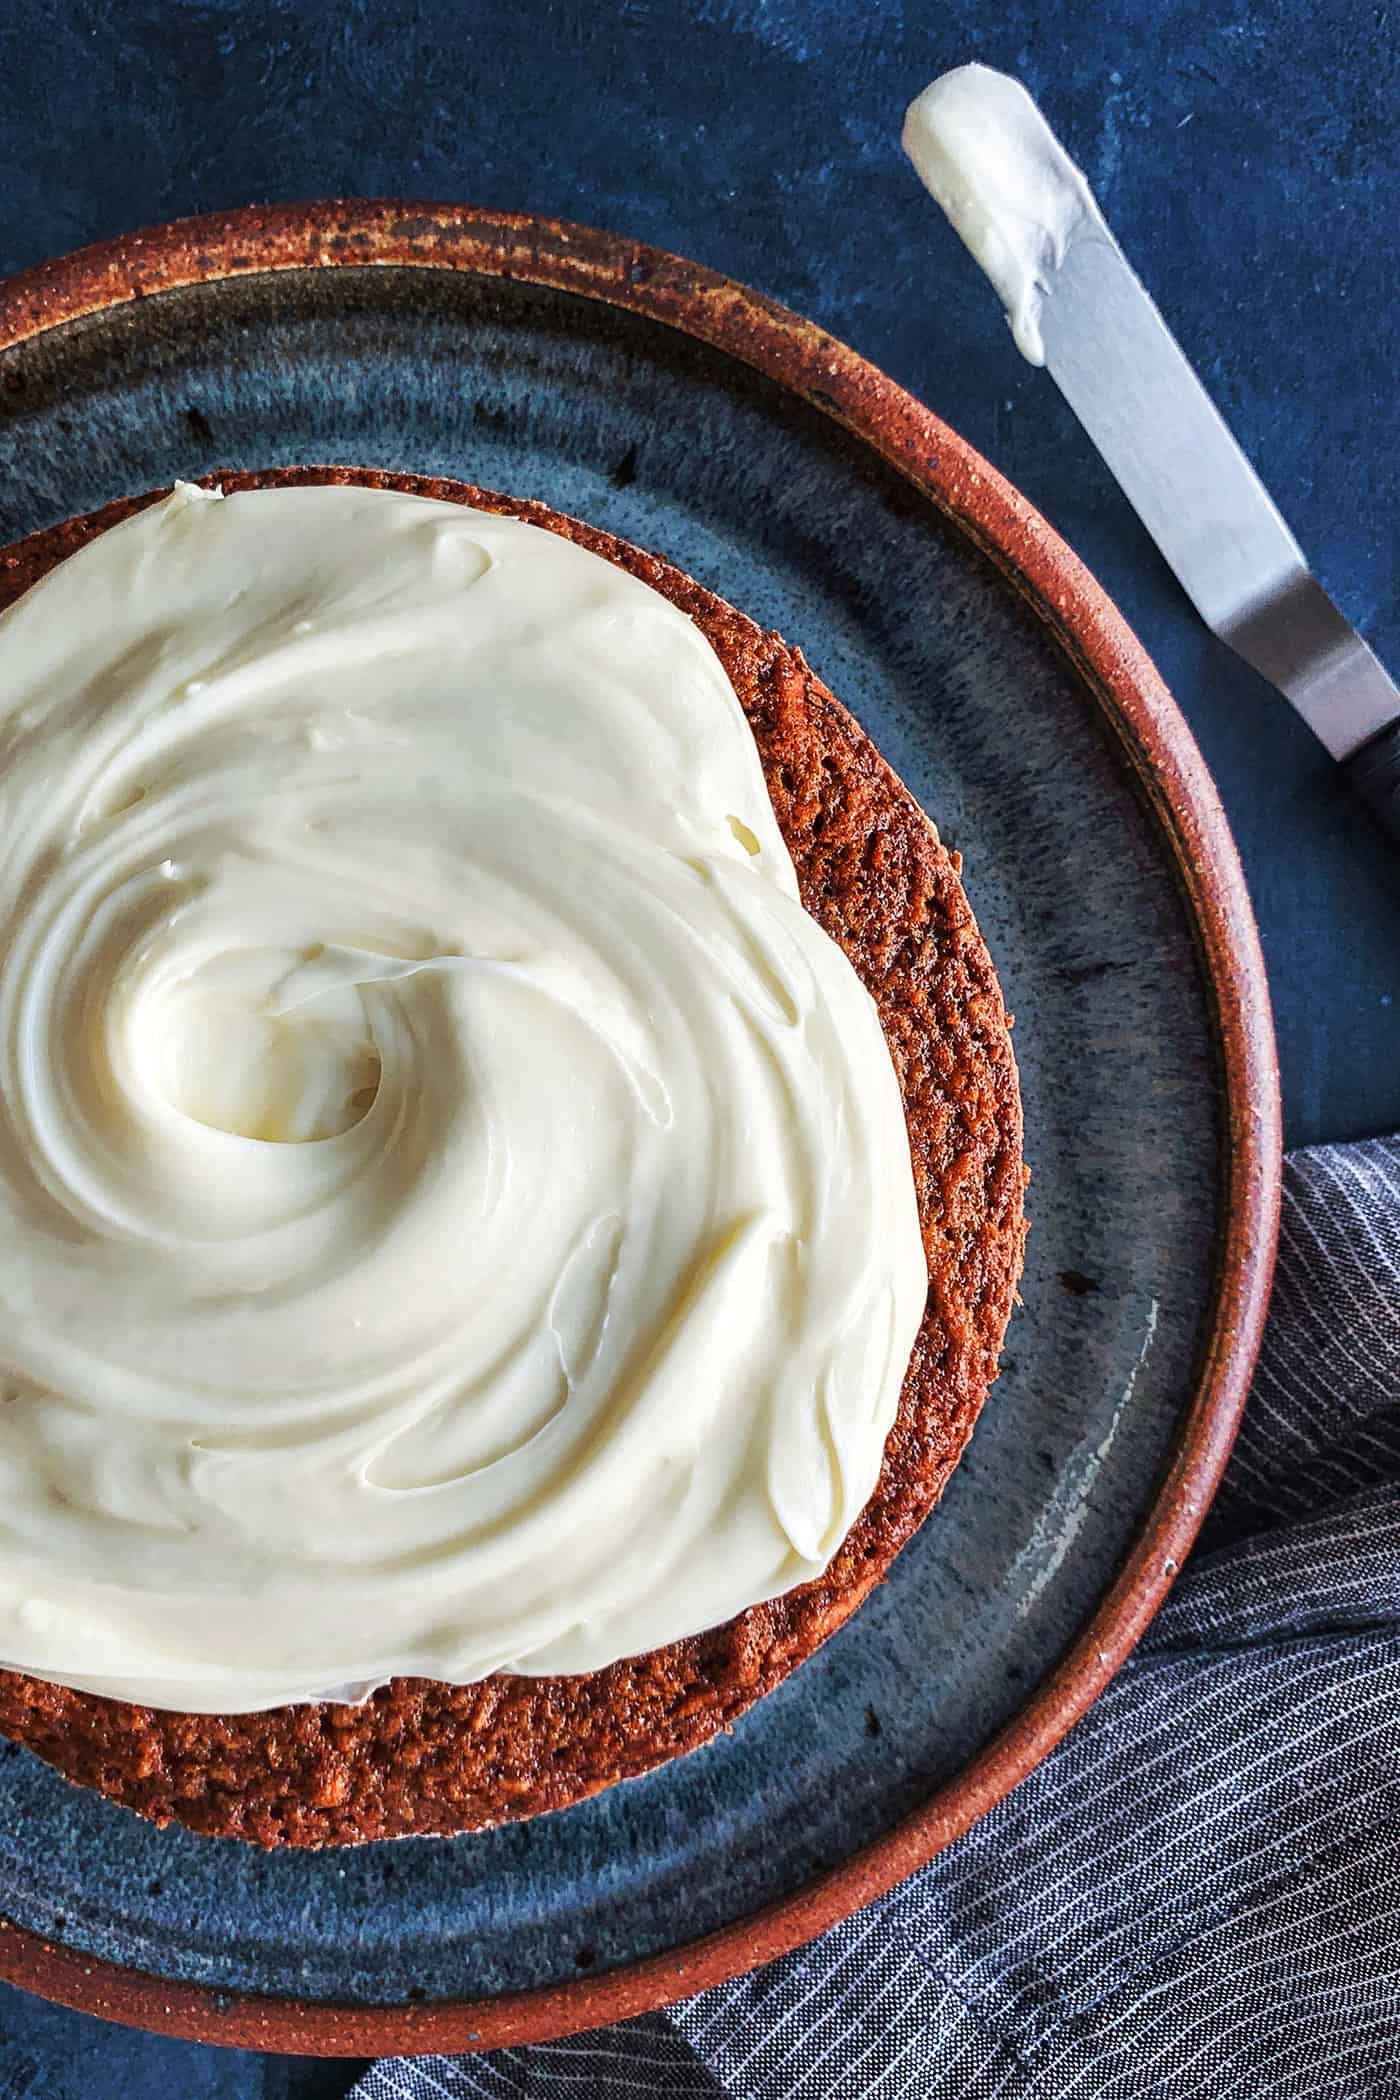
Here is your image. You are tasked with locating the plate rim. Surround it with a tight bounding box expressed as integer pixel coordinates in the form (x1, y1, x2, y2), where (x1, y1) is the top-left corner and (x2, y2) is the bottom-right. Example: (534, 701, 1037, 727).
(0, 200, 1282, 2056)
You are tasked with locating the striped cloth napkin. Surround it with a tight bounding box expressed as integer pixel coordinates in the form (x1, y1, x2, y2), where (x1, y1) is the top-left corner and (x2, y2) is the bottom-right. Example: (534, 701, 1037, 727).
(357, 1136, 1400, 2100)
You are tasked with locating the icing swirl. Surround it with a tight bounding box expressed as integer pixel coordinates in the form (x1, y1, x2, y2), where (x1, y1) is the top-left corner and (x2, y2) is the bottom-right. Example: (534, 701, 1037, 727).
(0, 482, 925, 1711)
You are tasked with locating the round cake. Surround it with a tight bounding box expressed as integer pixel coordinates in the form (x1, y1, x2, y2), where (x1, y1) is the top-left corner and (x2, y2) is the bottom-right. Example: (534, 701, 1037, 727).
(0, 468, 1024, 1846)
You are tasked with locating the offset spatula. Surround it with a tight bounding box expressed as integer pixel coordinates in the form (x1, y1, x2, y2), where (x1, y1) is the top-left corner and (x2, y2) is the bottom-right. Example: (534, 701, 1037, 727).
(903, 65, 1400, 848)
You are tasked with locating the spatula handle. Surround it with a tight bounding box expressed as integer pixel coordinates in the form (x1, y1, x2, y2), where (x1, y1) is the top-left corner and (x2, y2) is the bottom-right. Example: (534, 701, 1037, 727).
(1343, 719, 1400, 850)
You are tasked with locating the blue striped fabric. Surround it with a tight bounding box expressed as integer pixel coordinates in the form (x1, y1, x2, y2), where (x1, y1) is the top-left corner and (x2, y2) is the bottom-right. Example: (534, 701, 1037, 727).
(358, 1137, 1400, 2099)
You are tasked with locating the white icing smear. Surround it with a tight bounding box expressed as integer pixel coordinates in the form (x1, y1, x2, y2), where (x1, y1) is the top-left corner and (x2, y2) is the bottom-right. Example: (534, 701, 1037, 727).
(0, 482, 927, 1713)
(902, 64, 1106, 365)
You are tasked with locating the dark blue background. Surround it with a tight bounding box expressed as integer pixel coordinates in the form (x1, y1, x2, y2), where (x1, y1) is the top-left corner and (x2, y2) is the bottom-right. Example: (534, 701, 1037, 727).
(0, 0, 1394, 2092)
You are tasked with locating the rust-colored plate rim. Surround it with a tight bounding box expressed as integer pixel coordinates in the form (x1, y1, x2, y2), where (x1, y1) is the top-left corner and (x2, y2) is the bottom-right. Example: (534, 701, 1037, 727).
(0, 202, 1282, 2056)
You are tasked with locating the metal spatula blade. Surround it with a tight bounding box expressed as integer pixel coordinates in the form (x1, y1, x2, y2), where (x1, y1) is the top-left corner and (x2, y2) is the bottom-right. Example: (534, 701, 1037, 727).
(904, 67, 1400, 845)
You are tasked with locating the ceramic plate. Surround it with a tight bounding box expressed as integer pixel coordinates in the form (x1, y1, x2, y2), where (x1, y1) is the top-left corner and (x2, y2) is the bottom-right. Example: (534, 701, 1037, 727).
(0, 207, 1279, 2053)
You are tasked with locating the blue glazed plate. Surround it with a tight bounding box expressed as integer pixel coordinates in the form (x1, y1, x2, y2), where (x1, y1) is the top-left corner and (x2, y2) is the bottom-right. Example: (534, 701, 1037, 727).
(0, 209, 1278, 2052)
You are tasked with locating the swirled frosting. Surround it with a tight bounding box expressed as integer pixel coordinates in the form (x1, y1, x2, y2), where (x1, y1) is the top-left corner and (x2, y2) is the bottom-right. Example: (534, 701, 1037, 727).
(0, 481, 926, 1713)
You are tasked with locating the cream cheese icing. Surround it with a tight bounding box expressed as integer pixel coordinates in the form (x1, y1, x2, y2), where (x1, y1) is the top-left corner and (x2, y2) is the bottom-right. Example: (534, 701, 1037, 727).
(902, 64, 1107, 366)
(0, 481, 927, 1712)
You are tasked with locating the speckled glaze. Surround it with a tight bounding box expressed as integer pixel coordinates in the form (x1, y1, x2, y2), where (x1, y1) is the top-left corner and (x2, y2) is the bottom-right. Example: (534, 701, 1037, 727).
(0, 205, 1279, 2055)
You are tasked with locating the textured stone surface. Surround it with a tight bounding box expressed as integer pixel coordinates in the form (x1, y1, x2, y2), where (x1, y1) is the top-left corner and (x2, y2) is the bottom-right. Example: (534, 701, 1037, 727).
(0, 0, 1391, 2088)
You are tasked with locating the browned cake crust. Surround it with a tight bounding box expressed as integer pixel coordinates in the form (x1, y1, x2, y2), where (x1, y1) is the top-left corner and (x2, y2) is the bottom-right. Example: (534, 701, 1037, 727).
(0, 469, 1026, 1847)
